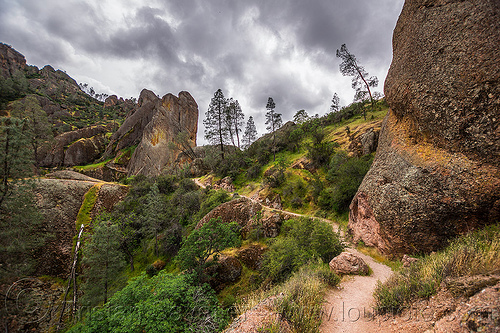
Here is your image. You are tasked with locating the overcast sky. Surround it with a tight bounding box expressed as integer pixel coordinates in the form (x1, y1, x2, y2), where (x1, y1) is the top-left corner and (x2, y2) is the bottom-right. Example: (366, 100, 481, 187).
(0, 0, 404, 144)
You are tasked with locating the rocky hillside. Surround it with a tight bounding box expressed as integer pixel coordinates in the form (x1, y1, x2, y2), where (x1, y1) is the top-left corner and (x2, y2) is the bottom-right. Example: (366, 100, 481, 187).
(1, 43, 200, 176)
(349, 0, 500, 255)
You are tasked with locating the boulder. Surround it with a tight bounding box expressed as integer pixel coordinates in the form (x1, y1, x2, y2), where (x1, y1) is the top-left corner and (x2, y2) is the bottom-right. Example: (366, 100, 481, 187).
(432, 281, 500, 333)
(401, 254, 419, 268)
(443, 275, 500, 298)
(104, 94, 119, 107)
(103, 89, 199, 176)
(347, 124, 382, 157)
(206, 255, 242, 292)
(63, 135, 107, 166)
(196, 197, 286, 239)
(349, 0, 500, 255)
(329, 252, 370, 276)
(40, 124, 113, 167)
(197, 197, 262, 233)
(236, 245, 267, 270)
(213, 176, 235, 192)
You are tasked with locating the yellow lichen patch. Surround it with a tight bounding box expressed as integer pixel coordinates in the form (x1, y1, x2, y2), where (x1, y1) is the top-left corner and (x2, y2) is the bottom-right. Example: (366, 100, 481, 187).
(150, 131, 165, 146)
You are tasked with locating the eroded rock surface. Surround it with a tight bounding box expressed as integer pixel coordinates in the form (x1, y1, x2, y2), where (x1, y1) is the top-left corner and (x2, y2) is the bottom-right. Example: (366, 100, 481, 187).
(40, 124, 113, 167)
(33, 171, 128, 277)
(349, 0, 500, 255)
(104, 89, 199, 176)
(197, 197, 287, 238)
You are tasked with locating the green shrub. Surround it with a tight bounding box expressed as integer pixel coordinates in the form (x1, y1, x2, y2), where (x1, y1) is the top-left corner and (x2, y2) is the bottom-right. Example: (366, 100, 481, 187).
(246, 163, 261, 180)
(319, 152, 374, 213)
(261, 218, 344, 283)
(69, 272, 229, 333)
(176, 218, 241, 280)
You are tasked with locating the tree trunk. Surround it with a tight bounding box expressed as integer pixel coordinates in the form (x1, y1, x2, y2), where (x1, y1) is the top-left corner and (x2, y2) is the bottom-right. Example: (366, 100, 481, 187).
(154, 229, 158, 258)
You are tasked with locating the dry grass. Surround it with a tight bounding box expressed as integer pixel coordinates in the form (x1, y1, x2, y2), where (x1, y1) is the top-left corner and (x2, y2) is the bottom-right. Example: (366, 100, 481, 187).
(235, 263, 340, 333)
(374, 223, 500, 314)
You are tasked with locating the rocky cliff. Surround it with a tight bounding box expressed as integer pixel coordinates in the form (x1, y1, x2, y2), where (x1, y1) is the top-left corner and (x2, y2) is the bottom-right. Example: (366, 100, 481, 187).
(0, 43, 26, 78)
(104, 89, 199, 177)
(33, 171, 128, 277)
(349, 0, 500, 255)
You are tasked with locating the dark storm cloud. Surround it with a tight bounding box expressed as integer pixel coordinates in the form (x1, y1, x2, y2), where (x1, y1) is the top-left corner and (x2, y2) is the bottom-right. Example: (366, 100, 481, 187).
(0, 0, 404, 142)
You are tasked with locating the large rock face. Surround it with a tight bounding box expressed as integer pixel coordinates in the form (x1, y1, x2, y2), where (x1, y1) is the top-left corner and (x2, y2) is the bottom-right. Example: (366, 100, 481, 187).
(40, 124, 113, 167)
(349, 0, 500, 255)
(104, 89, 198, 176)
(0, 43, 26, 77)
(33, 171, 128, 277)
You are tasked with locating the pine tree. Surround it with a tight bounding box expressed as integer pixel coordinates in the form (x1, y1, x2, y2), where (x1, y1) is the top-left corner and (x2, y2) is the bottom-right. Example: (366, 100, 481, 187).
(336, 44, 378, 119)
(144, 183, 165, 258)
(293, 109, 309, 125)
(11, 95, 53, 171)
(0, 117, 46, 282)
(265, 97, 283, 161)
(224, 98, 244, 148)
(82, 217, 124, 306)
(0, 117, 32, 208)
(243, 116, 258, 149)
(330, 93, 340, 113)
(204, 89, 228, 159)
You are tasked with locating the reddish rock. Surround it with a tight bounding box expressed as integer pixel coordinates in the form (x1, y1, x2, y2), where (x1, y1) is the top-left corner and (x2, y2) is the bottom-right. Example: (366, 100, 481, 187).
(329, 252, 370, 276)
(349, 0, 500, 255)
(402, 254, 419, 268)
(104, 94, 119, 107)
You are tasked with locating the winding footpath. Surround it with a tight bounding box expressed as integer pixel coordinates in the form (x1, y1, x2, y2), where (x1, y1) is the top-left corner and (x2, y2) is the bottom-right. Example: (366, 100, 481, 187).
(193, 178, 393, 333)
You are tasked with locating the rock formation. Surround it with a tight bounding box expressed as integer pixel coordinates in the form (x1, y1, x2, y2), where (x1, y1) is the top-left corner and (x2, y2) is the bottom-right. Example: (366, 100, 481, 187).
(33, 171, 128, 277)
(349, 0, 500, 255)
(0, 43, 26, 77)
(40, 124, 114, 167)
(103, 89, 198, 177)
(197, 197, 288, 238)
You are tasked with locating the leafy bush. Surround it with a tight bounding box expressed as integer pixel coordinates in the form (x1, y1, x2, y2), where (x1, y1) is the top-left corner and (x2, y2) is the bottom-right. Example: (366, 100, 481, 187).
(318, 152, 374, 213)
(261, 218, 344, 283)
(176, 218, 241, 279)
(246, 163, 261, 180)
(69, 272, 228, 333)
(374, 224, 500, 314)
(283, 179, 308, 208)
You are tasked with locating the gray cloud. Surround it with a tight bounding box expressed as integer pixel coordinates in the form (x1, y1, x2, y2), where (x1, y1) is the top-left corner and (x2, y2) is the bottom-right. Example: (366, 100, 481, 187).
(0, 0, 404, 143)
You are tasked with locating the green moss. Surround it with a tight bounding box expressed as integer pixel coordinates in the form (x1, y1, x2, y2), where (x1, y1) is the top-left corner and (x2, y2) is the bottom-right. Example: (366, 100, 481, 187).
(75, 184, 101, 229)
(73, 158, 113, 171)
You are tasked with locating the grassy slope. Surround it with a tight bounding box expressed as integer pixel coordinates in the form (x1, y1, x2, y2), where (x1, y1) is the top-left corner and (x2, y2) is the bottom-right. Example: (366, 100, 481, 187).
(233, 106, 388, 220)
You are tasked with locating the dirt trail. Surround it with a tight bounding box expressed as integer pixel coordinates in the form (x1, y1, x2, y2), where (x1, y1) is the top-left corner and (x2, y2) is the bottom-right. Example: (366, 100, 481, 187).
(319, 248, 393, 333)
(193, 177, 393, 332)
